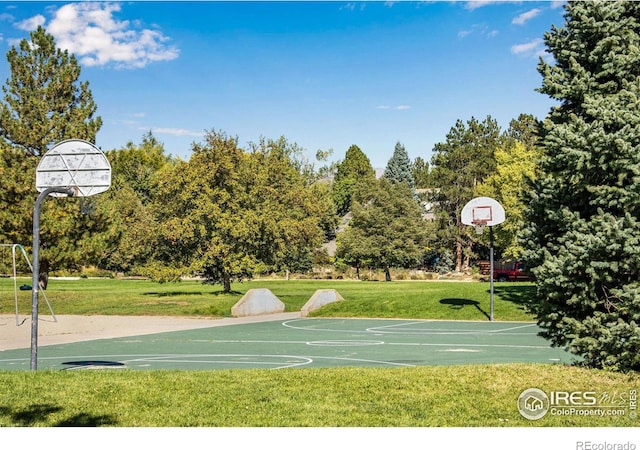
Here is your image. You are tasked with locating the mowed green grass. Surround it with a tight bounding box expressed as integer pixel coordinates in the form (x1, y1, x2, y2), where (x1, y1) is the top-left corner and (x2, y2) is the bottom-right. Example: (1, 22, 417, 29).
(2, 278, 637, 427)
(0, 365, 638, 427)
(0, 277, 535, 321)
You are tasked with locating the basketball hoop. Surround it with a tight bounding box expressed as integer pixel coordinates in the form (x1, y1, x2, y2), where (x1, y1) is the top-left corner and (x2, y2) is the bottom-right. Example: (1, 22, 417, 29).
(461, 197, 507, 323)
(30, 139, 111, 371)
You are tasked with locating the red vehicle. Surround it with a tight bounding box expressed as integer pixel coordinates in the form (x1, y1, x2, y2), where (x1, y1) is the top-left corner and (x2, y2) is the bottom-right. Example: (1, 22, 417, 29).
(477, 259, 532, 282)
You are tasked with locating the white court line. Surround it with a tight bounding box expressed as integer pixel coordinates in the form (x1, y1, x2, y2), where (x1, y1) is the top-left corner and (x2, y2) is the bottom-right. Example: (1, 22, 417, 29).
(367, 322, 537, 334)
(125, 354, 415, 369)
(284, 318, 539, 336)
(195, 338, 548, 350)
(196, 339, 385, 347)
(123, 354, 315, 369)
(49, 353, 416, 370)
(282, 318, 366, 333)
(388, 342, 551, 349)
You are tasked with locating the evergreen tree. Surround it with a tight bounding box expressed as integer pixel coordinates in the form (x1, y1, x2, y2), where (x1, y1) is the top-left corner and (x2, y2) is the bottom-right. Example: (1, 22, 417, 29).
(0, 26, 101, 155)
(506, 113, 541, 150)
(0, 26, 104, 284)
(332, 145, 375, 217)
(430, 116, 501, 272)
(521, 1, 640, 371)
(412, 156, 430, 189)
(384, 141, 415, 190)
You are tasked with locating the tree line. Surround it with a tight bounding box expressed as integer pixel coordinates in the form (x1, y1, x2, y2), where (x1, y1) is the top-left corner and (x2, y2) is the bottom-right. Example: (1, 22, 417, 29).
(2, 0, 640, 372)
(0, 26, 538, 290)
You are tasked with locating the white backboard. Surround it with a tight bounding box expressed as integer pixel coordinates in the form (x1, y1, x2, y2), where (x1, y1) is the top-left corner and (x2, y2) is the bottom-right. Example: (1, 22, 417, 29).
(36, 139, 111, 197)
(461, 197, 506, 227)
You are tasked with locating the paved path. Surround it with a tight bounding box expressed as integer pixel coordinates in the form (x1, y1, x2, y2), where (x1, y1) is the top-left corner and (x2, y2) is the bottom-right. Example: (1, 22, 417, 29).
(0, 312, 302, 351)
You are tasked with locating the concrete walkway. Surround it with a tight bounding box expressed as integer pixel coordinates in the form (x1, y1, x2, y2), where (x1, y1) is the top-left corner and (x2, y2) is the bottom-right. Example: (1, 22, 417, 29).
(0, 312, 302, 351)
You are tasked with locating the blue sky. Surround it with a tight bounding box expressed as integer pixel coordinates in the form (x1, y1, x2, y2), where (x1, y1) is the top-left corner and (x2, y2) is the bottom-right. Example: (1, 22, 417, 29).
(0, 1, 565, 168)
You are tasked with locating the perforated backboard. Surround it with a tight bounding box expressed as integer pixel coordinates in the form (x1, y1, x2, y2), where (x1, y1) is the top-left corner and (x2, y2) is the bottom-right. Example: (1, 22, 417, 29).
(461, 197, 505, 226)
(36, 139, 111, 197)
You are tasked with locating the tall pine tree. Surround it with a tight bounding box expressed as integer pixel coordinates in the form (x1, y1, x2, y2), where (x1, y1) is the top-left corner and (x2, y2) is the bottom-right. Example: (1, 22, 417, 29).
(521, 1, 640, 371)
(0, 26, 104, 284)
(332, 145, 375, 217)
(384, 141, 415, 190)
(430, 116, 501, 272)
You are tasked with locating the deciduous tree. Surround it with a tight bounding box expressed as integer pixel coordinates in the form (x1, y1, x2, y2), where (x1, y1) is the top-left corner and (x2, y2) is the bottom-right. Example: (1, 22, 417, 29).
(337, 178, 427, 281)
(475, 115, 541, 257)
(96, 132, 172, 273)
(146, 131, 326, 292)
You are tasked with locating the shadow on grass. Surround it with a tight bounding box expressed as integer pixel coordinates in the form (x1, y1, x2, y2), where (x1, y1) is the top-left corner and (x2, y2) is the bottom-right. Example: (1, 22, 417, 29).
(143, 290, 242, 297)
(440, 298, 490, 320)
(0, 404, 116, 426)
(143, 291, 204, 297)
(493, 284, 538, 313)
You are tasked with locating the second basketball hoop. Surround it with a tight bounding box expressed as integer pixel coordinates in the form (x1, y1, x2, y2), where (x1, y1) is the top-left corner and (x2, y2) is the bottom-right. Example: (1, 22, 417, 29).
(461, 196, 506, 322)
(461, 196, 506, 232)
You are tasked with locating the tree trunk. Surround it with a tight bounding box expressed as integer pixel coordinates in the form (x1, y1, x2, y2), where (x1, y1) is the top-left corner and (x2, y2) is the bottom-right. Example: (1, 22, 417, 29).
(455, 238, 463, 273)
(222, 272, 231, 293)
(385, 265, 391, 282)
(285, 269, 290, 281)
(39, 259, 49, 290)
(355, 262, 360, 280)
(463, 247, 471, 273)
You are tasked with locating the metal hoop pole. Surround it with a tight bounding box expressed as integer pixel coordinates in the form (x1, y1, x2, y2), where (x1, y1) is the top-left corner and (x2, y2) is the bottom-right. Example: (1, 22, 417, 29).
(489, 225, 495, 322)
(12, 245, 19, 326)
(31, 187, 74, 371)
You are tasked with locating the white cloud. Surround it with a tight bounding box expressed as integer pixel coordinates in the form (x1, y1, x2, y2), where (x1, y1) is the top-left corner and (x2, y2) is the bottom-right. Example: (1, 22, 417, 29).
(15, 14, 45, 31)
(38, 2, 179, 69)
(512, 8, 542, 25)
(511, 38, 545, 57)
(458, 24, 498, 39)
(465, 1, 502, 10)
(377, 105, 411, 111)
(151, 127, 205, 137)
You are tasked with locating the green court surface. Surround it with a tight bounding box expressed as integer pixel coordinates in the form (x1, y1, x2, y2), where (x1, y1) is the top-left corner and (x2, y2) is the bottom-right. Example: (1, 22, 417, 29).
(0, 318, 575, 370)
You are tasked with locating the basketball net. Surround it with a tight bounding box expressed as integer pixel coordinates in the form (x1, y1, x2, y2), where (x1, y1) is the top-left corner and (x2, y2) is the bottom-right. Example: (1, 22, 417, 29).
(472, 220, 487, 235)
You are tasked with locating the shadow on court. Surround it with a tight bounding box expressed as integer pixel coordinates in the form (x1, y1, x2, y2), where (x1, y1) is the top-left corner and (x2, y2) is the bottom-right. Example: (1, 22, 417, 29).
(439, 298, 490, 320)
(62, 360, 125, 368)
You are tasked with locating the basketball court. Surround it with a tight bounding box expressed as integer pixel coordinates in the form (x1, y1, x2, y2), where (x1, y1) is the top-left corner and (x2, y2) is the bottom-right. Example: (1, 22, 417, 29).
(0, 314, 575, 370)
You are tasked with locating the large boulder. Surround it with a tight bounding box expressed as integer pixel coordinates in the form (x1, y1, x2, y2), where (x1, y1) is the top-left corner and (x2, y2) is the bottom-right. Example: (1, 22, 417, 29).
(231, 288, 285, 317)
(301, 289, 343, 317)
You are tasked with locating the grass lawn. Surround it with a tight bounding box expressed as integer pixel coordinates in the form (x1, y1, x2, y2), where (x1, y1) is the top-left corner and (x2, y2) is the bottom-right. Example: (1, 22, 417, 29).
(0, 277, 536, 321)
(0, 364, 637, 427)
